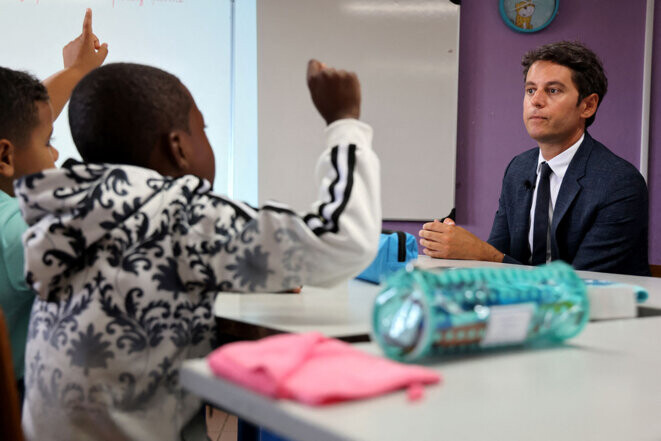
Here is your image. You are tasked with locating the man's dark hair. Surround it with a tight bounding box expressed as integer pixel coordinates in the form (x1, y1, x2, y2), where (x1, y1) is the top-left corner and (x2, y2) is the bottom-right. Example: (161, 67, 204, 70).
(0, 67, 49, 146)
(69, 63, 192, 167)
(522, 41, 607, 128)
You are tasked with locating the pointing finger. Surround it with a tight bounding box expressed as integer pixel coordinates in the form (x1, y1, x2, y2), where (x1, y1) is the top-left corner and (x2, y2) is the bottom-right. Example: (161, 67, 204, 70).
(83, 8, 93, 35)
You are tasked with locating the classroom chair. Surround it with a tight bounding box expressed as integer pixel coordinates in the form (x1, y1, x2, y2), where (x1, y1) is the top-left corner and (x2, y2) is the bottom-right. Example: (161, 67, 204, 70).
(650, 265, 661, 278)
(0, 307, 25, 441)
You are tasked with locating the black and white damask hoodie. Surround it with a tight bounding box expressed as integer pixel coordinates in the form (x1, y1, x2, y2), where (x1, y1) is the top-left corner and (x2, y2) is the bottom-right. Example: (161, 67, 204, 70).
(16, 119, 381, 441)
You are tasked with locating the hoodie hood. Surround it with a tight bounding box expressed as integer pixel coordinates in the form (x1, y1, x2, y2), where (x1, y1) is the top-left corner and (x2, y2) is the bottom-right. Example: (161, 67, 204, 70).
(15, 161, 209, 301)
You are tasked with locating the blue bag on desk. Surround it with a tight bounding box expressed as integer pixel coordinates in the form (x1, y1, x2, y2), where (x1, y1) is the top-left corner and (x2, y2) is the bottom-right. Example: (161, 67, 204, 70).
(356, 230, 418, 283)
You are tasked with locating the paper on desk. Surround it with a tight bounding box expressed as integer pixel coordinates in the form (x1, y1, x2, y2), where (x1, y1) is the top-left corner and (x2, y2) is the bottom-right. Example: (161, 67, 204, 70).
(584, 279, 648, 320)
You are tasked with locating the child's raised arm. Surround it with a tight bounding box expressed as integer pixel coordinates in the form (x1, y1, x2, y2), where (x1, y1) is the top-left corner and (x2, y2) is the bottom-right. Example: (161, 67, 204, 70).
(306, 59, 360, 125)
(42, 8, 108, 120)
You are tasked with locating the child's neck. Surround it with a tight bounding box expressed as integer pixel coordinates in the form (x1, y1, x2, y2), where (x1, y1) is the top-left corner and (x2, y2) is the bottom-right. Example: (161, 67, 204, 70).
(0, 178, 15, 197)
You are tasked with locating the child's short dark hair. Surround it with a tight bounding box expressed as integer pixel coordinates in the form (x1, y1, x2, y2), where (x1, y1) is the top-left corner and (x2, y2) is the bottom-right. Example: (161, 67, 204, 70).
(522, 41, 608, 128)
(0, 67, 49, 146)
(69, 63, 192, 167)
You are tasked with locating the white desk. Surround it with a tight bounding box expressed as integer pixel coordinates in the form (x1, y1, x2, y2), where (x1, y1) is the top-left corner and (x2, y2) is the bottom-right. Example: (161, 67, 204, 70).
(214, 280, 381, 341)
(214, 257, 661, 341)
(182, 317, 661, 441)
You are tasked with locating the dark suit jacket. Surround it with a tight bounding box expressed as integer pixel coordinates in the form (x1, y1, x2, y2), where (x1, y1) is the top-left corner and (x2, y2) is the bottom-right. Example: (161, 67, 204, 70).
(487, 132, 650, 276)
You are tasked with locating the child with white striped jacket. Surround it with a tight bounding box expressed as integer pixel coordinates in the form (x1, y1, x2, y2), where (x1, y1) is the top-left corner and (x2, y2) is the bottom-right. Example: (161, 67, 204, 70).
(17, 60, 381, 441)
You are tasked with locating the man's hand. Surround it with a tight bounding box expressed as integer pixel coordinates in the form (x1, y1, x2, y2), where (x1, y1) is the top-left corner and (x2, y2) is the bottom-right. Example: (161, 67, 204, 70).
(63, 8, 108, 73)
(307, 59, 360, 125)
(419, 218, 505, 262)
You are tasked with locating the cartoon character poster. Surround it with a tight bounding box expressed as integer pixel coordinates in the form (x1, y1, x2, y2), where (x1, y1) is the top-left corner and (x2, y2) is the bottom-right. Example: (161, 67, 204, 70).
(499, 0, 559, 33)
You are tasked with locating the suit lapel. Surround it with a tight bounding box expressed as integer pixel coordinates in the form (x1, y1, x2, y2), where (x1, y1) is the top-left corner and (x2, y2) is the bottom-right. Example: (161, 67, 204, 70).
(550, 133, 593, 258)
(513, 153, 538, 263)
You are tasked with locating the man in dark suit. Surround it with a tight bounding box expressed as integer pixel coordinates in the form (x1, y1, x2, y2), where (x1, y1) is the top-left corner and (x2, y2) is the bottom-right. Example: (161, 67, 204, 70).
(419, 41, 649, 276)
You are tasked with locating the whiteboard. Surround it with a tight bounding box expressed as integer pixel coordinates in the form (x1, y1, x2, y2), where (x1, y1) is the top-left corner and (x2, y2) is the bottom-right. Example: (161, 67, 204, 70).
(0, 0, 244, 198)
(257, 0, 459, 220)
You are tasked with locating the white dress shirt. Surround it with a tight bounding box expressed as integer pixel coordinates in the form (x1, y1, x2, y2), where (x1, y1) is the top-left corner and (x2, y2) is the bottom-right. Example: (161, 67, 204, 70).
(528, 133, 584, 263)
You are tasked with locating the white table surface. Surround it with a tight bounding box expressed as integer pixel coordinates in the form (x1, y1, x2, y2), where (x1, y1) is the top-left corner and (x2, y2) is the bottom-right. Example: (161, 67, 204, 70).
(181, 317, 661, 441)
(214, 279, 382, 340)
(214, 257, 661, 340)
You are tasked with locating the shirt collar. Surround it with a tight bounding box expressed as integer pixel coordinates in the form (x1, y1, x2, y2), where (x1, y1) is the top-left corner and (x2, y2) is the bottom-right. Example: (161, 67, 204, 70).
(536, 133, 584, 179)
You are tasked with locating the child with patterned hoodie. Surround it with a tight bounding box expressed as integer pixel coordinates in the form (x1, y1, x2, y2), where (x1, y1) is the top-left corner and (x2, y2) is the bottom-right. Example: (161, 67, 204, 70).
(16, 59, 381, 440)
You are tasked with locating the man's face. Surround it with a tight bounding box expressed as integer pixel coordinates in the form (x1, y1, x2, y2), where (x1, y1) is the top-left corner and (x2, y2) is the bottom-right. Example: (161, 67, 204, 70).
(523, 61, 587, 147)
(13, 100, 59, 178)
(182, 98, 216, 186)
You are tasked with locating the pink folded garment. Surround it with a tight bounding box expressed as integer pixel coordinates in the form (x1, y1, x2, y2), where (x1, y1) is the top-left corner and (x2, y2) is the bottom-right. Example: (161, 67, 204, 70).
(206, 332, 441, 405)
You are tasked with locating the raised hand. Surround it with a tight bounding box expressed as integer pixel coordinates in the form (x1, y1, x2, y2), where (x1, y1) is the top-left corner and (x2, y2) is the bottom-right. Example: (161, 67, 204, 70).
(307, 59, 360, 125)
(63, 8, 109, 73)
(43, 9, 109, 121)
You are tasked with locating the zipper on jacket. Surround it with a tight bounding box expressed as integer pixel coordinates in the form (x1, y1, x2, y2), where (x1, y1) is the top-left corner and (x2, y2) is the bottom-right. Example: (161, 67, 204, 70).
(382, 229, 407, 262)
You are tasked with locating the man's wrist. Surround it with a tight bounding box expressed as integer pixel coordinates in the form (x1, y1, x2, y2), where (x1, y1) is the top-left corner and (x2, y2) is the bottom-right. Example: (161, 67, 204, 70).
(482, 242, 504, 263)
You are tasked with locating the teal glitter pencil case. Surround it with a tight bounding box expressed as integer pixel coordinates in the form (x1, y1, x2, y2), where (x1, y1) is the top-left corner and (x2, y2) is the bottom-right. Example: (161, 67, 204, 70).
(372, 261, 589, 361)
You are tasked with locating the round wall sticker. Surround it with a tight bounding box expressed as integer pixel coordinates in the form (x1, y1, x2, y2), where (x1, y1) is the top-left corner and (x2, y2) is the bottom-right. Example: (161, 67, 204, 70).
(499, 0, 559, 33)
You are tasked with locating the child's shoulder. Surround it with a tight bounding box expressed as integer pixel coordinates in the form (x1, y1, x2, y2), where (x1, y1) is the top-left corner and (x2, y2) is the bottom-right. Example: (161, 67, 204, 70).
(15, 160, 221, 228)
(0, 190, 27, 240)
(0, 189, 30, 294)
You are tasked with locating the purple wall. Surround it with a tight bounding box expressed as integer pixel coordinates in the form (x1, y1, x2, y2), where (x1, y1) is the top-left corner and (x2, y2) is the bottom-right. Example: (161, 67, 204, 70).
(387, 0, 660, 263)
(382, 220, 426, 254)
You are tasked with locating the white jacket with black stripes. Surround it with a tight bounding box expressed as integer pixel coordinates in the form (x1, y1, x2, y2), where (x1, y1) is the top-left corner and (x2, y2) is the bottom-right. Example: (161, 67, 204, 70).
(15, 118, 380, 441)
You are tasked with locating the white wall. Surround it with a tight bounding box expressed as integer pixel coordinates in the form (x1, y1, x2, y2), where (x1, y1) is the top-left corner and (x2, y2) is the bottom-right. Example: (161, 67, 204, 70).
(257, 0, 460, 220)
(0, 0, 239, 196)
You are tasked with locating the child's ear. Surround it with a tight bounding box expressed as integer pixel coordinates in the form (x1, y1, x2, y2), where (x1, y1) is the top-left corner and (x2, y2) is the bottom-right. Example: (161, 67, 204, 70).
(166, 130, 190, 172)
(0, 139, 16, 178)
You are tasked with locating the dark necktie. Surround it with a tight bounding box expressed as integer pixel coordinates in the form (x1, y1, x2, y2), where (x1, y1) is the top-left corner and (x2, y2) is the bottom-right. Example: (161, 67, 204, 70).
(532, 162, 552, 265)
